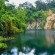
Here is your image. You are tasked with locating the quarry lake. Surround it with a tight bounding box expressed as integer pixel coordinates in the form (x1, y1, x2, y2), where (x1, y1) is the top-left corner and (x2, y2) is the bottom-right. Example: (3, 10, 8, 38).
(1, 30, 55, 55)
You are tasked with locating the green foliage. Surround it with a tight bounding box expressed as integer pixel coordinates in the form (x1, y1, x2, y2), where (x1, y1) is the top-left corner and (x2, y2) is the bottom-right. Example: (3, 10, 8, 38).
(50, 8, 55, 13)
(0, 43, 7, 48)
(0, 36, 7, 48)
(16, 8, 27, 30)
(40, 21, 45, 28)
(0, 2, 27, 35)
(32, 10, 48, 28)
(37, 10, 48, 20)
(0, 13, 19, 34)
(33, 10, 48, 20)
(0, 37, 4, 41)
(35, 1, 48, 10)
(25, 8, 34, 22)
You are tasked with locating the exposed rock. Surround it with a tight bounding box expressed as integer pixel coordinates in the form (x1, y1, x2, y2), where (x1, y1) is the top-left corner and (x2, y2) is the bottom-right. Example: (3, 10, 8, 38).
(44, 10, 55, 30)
(44, 21, 53, 29)
(27, 10, 55, 30)
(54, 23, 55, 29)
(27, 22, 42, 30)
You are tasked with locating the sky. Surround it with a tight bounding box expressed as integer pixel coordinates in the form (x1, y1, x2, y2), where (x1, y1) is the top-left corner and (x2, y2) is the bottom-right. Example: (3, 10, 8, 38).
(5, 0, 46, 7)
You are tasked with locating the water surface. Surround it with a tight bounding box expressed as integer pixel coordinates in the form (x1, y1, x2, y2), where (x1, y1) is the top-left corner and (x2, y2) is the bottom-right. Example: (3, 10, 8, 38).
(1, 30, 55, 55)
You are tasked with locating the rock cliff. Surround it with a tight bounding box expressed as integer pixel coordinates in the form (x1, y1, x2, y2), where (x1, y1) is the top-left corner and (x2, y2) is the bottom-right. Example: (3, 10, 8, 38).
(27, 22, 42, 30)
(27, 10, 55, 30)
(44, 10, 55, 29)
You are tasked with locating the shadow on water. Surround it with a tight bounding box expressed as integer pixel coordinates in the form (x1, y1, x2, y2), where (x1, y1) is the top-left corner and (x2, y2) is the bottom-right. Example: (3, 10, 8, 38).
(0, 30, 55, 55)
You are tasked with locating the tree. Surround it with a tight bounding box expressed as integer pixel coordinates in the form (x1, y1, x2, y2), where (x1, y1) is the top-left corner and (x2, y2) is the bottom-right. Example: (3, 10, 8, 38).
(46, 0, 52, 3)
(33, 10, 48, 28)
(19, 2, 33, 8)
(0, 12, 19, 36)
(16, 7, 27, 30)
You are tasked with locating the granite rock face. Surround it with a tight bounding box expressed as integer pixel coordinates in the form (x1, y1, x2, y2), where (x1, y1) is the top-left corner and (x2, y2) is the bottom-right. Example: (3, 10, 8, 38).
(44, 10, 55, 29)
(27, 22, 42, 30)
(27, 10, 55, 30)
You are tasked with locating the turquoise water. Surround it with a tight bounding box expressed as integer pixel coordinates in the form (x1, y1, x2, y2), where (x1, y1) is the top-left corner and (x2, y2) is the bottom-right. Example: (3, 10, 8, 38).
(1, 30, 55, 55)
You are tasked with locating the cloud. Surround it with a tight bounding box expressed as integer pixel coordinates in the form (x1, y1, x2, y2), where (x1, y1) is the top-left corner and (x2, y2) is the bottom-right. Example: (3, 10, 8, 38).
(8, 0, 37, 7)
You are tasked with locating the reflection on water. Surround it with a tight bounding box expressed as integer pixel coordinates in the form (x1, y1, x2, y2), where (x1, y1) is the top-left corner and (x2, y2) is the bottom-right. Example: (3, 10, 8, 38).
(45, 30, 55, 46)
(11, 47, 18, 55)
(1, 47, 35, 55)
(19, 48, 35, 55)
(1, 30, 55, 55)
(39, 52, 48, 55)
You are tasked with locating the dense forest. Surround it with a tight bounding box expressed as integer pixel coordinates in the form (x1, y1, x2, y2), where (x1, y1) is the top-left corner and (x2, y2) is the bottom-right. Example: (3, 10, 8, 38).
(0, 0, 55, 48)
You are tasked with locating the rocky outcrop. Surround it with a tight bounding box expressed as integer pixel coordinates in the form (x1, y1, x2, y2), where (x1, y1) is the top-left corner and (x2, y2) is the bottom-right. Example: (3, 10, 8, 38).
(27, 22, 42, 30)
(27, 10, 55, 30)
(44, 10, 55, 30)
(54, 23, 55, 29)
